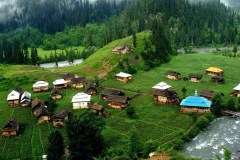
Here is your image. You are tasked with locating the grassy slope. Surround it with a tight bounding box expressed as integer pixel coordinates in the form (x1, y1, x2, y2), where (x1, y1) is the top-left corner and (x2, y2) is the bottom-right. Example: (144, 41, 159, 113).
(0, 33, 239, 159)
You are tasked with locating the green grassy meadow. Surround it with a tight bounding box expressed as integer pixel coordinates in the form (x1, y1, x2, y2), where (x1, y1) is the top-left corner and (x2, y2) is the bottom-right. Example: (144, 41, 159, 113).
(0, 35, 240, 159)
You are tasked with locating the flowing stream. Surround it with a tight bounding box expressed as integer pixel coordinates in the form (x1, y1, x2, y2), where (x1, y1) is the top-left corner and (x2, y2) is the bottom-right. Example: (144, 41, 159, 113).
(40, 59, 84, 68)
(182, 117, 240, 159)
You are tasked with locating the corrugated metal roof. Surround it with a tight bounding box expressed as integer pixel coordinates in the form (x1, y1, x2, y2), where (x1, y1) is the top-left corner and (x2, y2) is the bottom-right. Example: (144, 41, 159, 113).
(53, 79, 67, 85)
(72, 93, 91, 103)
(152, 82, 171, 90)
(7, 90, 20, 100)
(116, 72, 132, 78)
(33, 81, 49, 88)
(233, 83, 240, 91)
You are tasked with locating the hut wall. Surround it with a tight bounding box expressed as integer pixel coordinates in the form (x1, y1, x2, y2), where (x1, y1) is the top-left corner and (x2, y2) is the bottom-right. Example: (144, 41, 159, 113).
(73, 102, 89, 109)
(52, 95, 62, 100)
(8, 100, 19, 106)
(38, 116, 50, 123)
(190, 78, 201, 83)
(180, 106, 210, 114)
(2, 130, 17, 137)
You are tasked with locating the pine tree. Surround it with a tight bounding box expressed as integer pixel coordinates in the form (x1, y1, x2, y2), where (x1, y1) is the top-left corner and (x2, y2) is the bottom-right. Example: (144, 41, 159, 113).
(47, 131, 64, 160)
(132, 32, 137, 48)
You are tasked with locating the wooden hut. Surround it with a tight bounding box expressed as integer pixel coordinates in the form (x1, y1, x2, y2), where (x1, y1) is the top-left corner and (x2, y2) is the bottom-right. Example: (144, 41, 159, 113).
(7, 90, 21, 106)
(85, 84, 98, 95)
(53, 110, 71, 127)
(153, 90, 179, 106)
(105, 95, 129, 109)
(101, 89, 125, 100)
(33, 81, 49, 92)
(211, 76, 225, 84)
(200, 90, 215, 100)
(50, 88, 62, 100)
(116, 72, 132, 82)
(152, 82, 171, 91)
(188, 74, 202, 83)
(180, 91, 212, 114)
(72, 77, 86, 88)
(20, 91, 31, 107)
(31, 99, 50, 123)
(165, 71, 181, 80)
(206, 67, 224, 76)
(53, 79, 67, 89)
(61, 73, 75, 83)
(112, 45, 129, 54)
(89, 104, 108, 117)
(71, 93, 91, 109)
(231, 83, 240, 97)
(2, 119, 19, 137)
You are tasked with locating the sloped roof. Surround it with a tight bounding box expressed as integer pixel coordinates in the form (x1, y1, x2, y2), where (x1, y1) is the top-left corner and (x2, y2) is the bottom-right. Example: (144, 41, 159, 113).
(61, 73, 75, 79)
(33, 81, 49, 88)
(103, 89, 125, 96)
(35, 106, 48, 117)
(233, 83, 240, 91)
(152, 82, 171, 90)
(165, 71, 181, 76)
(53, 110, 71, 119)
(212, 76, 225, 82)
(180, 92, 212, 108)
(14, 86, 23, 94)
(153, 90, 178, 98)
(72, 77, 86, 84)
(71, 93, 91, 103)
(31, 98, 45, 109)
(53, 79, 67, 85)
(116, 72, 132, 78)
(105, 95, 128, 103)
(89, 104, 103, 111)
(2, 119, 19, 130)
(20, 91, 31, 103)
(189, 73, 202, 79)
(51, 88, 61, 95)
(7, 90, 20, 101)
(200, 90, 215, 99)
(85, 84, 97, 91)
(206, 67, 223, 73)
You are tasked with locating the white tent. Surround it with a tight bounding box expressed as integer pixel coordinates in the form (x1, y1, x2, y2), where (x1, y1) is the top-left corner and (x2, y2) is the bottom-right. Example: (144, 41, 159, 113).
(152, 82, 171, 90)
(116, 72, 132, 78)
(7, 90, 20, 101)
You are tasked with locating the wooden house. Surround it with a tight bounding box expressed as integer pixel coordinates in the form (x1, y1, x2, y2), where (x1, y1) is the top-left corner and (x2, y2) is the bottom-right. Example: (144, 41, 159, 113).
(180, 91, 212, 114)
(20, 91, 31, 107)
(31, 99, 50, 123)
(152, 82, 171, 91)
(85, 84, 98, 95)
(231, 83, 240, 98)
(50, 88, 62, 100)
(200, 90, 215, 100)
(165, 71, 181, 80)
(61, 73, 76, 83)
(2, 119, 19, 138)
(72, 93, 91, 109)
(89, 104, 108, 117)
(53, 79, 67, 89)
(33, 81, 49, 92)
(153, 90, 179, 106)
(53, 110, 71, 127)
(116, 72, 132, 82)
(101, 89, 125, 100)
(206, 67, 224, 76)
(188, 74, 202, 83)
(7, 90, 21, 106)
(72, 77, 86, 88)
(105, 95, 129, 109)
(112, 45, 129, 54)
(211, 76, 225, 84)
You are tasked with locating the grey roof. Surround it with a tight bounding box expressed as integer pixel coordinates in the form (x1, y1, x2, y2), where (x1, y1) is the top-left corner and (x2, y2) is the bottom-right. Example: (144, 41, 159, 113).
(103, 89, 125, 96)
(105, 95, 128, 103)
(165, 71, 181, 76)
(53, 110, 71, 119)
(72, 77, 86, 84)
(2, 119, 19, 130)
(189, 73, 202, 79)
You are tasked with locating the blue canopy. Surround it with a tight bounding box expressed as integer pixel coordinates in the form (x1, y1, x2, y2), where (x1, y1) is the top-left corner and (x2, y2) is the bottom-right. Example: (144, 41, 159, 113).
(180, 96, 212, 108)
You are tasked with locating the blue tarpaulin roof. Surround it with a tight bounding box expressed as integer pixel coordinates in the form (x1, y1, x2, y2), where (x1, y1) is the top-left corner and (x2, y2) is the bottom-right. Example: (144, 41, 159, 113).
(180, 96, 212, 108)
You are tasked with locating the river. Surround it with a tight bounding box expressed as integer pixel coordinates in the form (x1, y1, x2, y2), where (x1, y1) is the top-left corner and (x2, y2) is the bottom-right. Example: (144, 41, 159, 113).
(40, 59, 84, 68)
(182, 117, 240, 159)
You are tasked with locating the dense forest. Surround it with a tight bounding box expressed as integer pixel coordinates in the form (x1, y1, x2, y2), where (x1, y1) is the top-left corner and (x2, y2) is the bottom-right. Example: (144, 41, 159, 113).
(1, 0, 240, 65)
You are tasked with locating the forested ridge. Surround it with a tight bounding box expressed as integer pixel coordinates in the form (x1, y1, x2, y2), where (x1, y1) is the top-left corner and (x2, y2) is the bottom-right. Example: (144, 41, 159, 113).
(1, 0, 240, 65)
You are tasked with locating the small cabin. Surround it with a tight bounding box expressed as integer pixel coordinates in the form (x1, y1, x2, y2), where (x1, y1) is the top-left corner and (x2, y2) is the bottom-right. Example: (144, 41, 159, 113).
(211, 76, 225, 84)
(31, 99, 50, 123)
(20, 91, 31, 107)
(200, 90, 215, 100)
(53, 110, 71, 127)
(72, 77, 86, 89)
(61, 73, 76, 83)
(101, 89, 125, 100)
(53, 79, 68, 89)
(85, 84, 98, 95)
(112, 45, 129, 54)
(2, 119, 19, 138)
(50, 88, 62, 100)
(89, 104, 108, 117)
(72, 93, 91, 109)
(180, 91, 212, 114)
(105, 95, 129, 109)
(116, 72, 132, 83)
(188, 74, 202, 83)
(153, 90, 179, 106)
(165, 71, 181, 80)
(152, 82, 171, 91)
(231, 83, 240, 98)
(206, 67, 224, 76)
(7, 90, 21, 106)
(33, 81, 49, 92)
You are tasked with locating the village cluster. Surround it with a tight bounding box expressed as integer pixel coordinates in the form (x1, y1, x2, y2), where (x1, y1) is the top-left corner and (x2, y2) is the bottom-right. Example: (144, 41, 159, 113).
(2, 65, 240, 138)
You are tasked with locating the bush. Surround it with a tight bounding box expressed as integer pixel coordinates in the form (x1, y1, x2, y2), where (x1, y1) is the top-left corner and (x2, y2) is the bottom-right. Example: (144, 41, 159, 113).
(126, 106, 136, 119)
